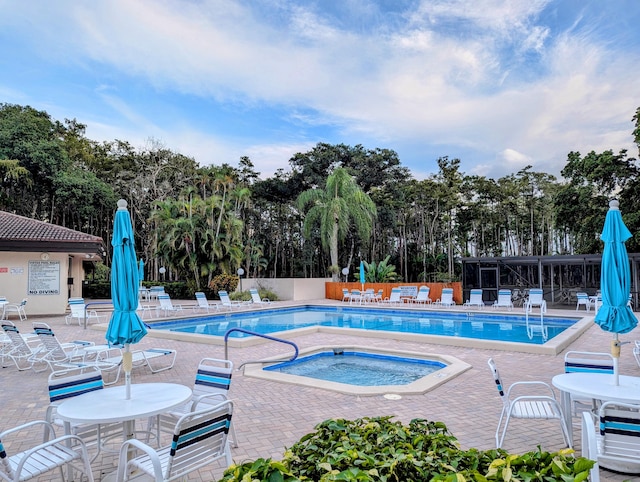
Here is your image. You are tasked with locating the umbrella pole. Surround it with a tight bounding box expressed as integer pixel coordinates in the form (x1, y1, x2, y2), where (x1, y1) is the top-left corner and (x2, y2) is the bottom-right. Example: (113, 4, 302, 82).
(123, 344, 133, 399)
(612, 334, 620, 386)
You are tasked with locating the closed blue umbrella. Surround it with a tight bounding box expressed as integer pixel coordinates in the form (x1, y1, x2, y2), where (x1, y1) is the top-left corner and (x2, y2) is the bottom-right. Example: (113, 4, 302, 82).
(594, 200, 638, 385)
(106, 199, 147, 399)
(138, 259, 145, 283)
(359, 261, 366, 291)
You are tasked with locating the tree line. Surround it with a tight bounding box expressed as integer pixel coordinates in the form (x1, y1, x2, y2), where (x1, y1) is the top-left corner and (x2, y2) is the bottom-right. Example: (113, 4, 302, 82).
(1, 103, 639, 286)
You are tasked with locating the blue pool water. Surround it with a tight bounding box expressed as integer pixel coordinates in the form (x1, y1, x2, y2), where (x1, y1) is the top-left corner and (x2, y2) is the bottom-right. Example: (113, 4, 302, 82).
(151, 306, 579, 344)
(264, 351, 446, 386)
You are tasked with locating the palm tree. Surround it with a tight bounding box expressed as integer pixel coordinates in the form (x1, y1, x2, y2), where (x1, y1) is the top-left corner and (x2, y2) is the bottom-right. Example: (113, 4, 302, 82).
(297, 167, 377, 280)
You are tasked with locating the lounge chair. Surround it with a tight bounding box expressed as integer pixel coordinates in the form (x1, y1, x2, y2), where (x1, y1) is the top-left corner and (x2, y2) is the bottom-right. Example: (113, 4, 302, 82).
(148, 286, 165, 300)
(0, 420, 95, 482)
(492, 289, 513, 311)
(523, 288, 546, 313)
(250, 288, 271, 306)
(463, 289, 484, 309)
(65, 297, 104, 325)
(378, 288, 402, 305)
(46, 366, 123, 461)
(434, 288, 455, 307)
(582, 401, 640, 479)
(116, 401, 234, 482)
(411, 286, 432, 305)
(575, 292, 590, 311)
(564, 351, 614, 416)
(149, 357, 238, 448)
(219, 290, 249, 309)
(3, 297, 27, 321)
(1, 321, 41, 370)
(487, 358, 572, 449)
(156, 293, 183, 317)
(194, 291, 220, 313)
(31, 322, 91, 372)
(94, 346, 178, 385)
(341, 288, 352, 302)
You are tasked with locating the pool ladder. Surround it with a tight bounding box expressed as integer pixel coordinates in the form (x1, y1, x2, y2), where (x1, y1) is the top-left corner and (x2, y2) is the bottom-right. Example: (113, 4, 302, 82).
(224, 328, 299, 372)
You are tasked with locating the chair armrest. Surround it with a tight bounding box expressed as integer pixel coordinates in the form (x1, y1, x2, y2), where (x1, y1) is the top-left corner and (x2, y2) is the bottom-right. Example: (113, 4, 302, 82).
(190, 393, 228, 411)
(506, 380, 557, 399)
(117, 438, 164, 481)
(0, 419, 57, 442)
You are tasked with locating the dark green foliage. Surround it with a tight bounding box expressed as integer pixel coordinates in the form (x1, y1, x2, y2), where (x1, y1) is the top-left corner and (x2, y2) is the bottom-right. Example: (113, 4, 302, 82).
(221, 417, 594, 482)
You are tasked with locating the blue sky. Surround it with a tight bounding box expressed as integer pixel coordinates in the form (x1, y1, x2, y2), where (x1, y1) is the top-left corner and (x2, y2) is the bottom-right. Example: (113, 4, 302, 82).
(1, 0, 638, 180)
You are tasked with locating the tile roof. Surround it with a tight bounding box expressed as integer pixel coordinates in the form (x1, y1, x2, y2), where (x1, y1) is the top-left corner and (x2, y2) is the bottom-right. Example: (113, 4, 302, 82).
(0, 210, 103, 249)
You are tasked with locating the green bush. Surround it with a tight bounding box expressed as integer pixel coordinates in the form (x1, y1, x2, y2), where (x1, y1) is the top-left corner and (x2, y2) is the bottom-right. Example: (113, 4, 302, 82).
(208, 274, 239, 298)
(221, 416, 593, 482)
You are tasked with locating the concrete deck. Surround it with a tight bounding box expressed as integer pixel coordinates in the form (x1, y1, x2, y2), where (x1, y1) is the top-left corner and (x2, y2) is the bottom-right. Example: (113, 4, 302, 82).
(2, 300, 639, 481)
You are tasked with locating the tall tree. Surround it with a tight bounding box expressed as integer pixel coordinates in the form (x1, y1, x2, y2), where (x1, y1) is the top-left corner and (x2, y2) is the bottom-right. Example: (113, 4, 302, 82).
(297, 167, 377, 280)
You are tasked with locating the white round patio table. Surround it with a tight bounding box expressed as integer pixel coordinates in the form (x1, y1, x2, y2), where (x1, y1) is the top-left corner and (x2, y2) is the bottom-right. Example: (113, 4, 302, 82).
(56, 382, 192, 479)
(552, 372, 640, 473)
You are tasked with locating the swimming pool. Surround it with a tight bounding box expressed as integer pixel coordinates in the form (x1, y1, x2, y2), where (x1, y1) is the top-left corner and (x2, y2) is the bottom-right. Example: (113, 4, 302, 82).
(264, 350, 446, 386)
(149, 305, 589, 355)
(243, 345, 471, 396)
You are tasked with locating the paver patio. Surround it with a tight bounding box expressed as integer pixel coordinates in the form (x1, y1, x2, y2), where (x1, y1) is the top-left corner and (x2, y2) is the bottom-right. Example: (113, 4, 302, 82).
(2, 300, 639, 481)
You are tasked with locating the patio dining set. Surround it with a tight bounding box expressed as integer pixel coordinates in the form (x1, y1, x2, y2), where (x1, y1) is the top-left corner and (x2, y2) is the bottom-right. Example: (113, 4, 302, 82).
(0, 317, 235, 482)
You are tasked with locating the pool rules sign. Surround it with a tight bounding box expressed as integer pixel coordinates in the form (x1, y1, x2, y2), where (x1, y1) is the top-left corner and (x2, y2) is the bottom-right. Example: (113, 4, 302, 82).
(28, 260, 61, 295)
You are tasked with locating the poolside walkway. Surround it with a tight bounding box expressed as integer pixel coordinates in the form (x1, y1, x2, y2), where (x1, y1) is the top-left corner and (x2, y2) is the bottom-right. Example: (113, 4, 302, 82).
(2, 300, 639, 481)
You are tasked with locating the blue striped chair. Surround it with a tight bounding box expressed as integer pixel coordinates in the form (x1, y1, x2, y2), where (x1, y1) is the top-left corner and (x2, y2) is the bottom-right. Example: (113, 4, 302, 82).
(117, 400, 234, 482)
(564, 351, 614, 417)
(150, 358, 237, 448)
(47, 366, 122, 461)
(582, 401, 640, 480)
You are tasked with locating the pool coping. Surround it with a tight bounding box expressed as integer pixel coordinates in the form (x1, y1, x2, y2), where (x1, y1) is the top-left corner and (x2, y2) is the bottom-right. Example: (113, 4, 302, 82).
(241, 344, 473, 396)
(90, 305, 593, 355)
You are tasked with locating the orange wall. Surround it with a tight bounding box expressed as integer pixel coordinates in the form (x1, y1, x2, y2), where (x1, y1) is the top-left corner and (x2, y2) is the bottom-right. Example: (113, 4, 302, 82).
(326, 282, 463, 304)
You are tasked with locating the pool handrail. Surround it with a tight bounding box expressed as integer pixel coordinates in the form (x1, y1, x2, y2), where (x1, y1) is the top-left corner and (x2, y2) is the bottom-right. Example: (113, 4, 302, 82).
(224, 328, 299, 371)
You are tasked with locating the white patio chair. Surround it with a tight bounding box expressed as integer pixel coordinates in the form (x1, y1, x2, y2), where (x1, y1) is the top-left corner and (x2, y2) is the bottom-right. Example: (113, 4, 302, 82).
(564, 351, 614, 417)
(46, 366, 123, 462)
(463, 289, 484, 309)
(219, 290, 250, 309)
(0, 419, 95, 482)
(156, 293, 183, 317)
(94, 347, 177, 385)
(378, 288, 401, 305)
(411, 286, 432, 305)
(492, 289, 513, 311)
(250, 288, 271, 306)
(30, 322, 91, 372)
(193, 291, 220, 313)
(116, 401, 234, 482)
(341, 288, 352, 302)
(575, 292, 590, 312)
(487, 358, 572, 449)
(65, 297, 104, 325)
(3, 298, 27, 321)
(523, 288, 546, 313)
(582, 401, 640, 478)
(1, 321, 42, 370)
(149, 357, 238, 448)
(434, 288, 455, 307)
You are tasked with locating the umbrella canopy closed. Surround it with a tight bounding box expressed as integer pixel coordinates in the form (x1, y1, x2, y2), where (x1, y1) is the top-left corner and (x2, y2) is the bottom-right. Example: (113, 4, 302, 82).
(594, 200, 637, 335)
(360, 261, 366, 285)
(138, 259, 145, 284)
(106, 200, 147, 346)
(593, 200, 638, 385)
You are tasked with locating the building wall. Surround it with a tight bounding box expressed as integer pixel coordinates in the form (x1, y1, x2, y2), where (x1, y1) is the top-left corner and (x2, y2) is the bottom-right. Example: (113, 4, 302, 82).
(241, 278, 328, 301)
(0, 251, 85, 315)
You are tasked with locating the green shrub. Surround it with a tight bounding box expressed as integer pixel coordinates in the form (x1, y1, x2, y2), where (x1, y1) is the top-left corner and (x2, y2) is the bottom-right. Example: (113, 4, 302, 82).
(221, 416, 593, 482)
(208, 274, 239, 298)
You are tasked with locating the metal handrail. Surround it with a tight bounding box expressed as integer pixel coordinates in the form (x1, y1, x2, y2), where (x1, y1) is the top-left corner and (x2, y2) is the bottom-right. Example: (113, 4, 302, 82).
(224, 328, 298, 371)
(83, 301, 113, 329)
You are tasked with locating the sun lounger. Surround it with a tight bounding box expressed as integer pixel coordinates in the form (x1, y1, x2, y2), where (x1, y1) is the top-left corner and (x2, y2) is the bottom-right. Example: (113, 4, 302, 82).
(94, 347, 177, 384)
